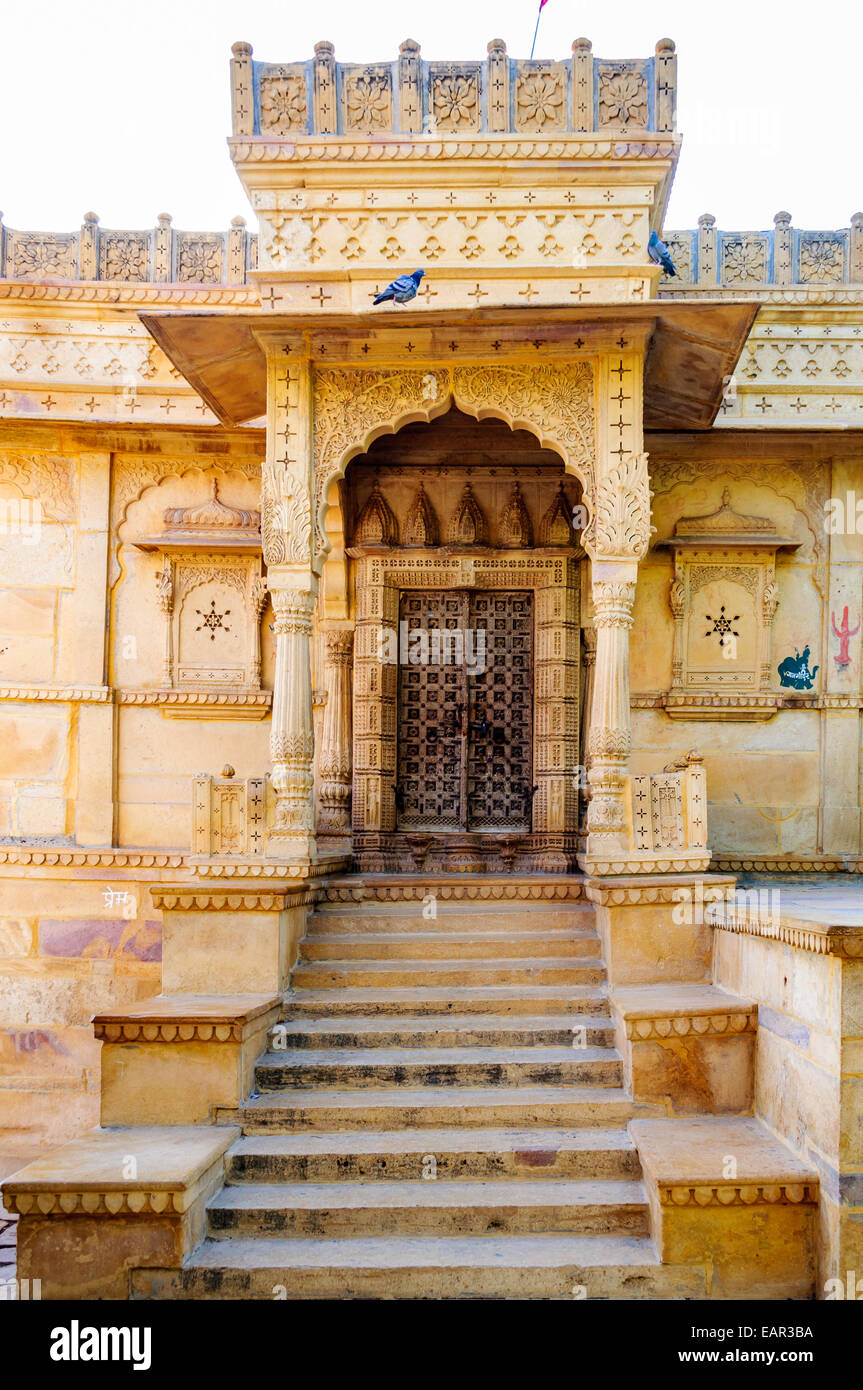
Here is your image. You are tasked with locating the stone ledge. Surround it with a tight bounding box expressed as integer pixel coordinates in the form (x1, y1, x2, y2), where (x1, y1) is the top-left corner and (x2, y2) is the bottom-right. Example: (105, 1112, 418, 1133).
(707, 905, 863, 959)
(612, 984, 756, 1041)
(2, 1126, 237, 1217)
(578, 851, 711, 877)
(584, 872, 735, 907)
(93, 994, 280, 1045)
(320, 875, 587, 903)
(151, 883, 316, 911)
(632, 1117, 819, 1207)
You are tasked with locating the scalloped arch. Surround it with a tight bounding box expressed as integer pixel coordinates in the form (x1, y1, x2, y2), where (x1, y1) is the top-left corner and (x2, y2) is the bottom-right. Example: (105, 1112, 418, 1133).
(313, 362, 595, 571)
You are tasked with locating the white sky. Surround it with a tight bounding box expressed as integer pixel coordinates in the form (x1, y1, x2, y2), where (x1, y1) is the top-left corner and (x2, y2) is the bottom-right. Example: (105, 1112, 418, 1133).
(2, 0, 860, 235)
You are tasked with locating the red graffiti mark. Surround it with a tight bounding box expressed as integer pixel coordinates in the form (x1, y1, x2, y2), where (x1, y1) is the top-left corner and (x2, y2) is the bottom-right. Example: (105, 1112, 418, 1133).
(514, 1150, 558, 1167)
(831, 606, 861, 668)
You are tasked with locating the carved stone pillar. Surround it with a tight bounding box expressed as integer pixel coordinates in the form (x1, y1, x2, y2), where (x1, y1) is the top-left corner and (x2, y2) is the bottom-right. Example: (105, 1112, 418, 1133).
(581, 340, 653, 867)
(317, 628, 353, 843)
(268, 583, 316, 863)
(155, 559, 174, 687)
(260, 340, 318, 868)
(586, 567, 637, 850)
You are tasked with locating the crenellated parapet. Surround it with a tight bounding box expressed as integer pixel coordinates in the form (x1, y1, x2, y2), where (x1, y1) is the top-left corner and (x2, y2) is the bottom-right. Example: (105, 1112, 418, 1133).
(229, 37, 677, 139)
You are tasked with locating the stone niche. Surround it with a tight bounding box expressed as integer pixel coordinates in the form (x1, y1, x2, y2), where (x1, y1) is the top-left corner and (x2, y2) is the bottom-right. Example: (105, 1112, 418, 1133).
(656, 489, 800, 720)
(346, 409, 582, 554)
(133, 480, 268, 717)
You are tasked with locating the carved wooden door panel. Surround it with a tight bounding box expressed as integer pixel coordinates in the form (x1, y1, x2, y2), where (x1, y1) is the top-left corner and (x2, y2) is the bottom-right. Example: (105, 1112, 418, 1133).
(466, 592, 533, 831)
(397, 592, 468, 829)
(396, 590, 533, 832)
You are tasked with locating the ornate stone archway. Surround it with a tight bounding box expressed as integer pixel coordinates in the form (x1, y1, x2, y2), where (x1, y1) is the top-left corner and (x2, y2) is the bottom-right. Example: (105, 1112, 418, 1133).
(259, 331, 652, 872)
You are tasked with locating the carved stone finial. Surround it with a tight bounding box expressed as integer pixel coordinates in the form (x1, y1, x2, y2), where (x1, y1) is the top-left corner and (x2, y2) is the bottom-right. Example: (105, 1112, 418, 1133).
(314, 40, 335, 56)
(157, 213, 173, 228)
(498, 480, 534, 548)
(221, 764, 236, 778)
(538, 481, 575, 546)
(697, 212, 715, 229)
(231, 41, 252, 58)
(852, 212, 863, 228)
(403, 482, 439, 547)
(400, 38, 420, 54)
(446, 482, 488, 546)
(354, 481, 399, 547)
(231, 215, 246, 228)
(572, 37, 592, 52)
(655, 37, 675, 54)
(487, 38, 507, 54)
(83, 212, 99, 226)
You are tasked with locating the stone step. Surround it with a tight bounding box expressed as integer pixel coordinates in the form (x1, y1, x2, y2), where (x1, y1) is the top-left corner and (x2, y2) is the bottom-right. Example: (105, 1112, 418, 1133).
(300, 930, 600, 961)
(283, 986, 608, 1018)
(134, 1234, 708, 1300)
(308, 904, 593, 934)
(254, 1046, 622, 1091)
(206, 1178, 649, 1239)
(291, 959, 605, 990)
(225, 1127, 640, 1183)
(235, 1085, 637, 1133)
(268, 1013, 615, 1051)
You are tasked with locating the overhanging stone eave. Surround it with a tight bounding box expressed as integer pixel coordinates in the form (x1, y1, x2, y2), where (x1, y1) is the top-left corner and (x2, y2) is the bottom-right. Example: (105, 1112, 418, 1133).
(140, 298, 758, 431)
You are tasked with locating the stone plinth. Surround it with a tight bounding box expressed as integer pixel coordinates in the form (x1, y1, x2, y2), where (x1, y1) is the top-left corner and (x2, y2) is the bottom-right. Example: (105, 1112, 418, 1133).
(95, 995, 281, 1126)
(632, 1116, 818, 1299)
(611, 984, 756, 1114)
(5, 1126, 238, 1299)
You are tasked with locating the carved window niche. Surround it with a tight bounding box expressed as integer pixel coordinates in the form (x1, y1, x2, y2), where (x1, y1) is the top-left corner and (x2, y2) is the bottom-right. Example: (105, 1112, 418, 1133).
(133, 480, 270, 720)
(656, 489, 800, 721)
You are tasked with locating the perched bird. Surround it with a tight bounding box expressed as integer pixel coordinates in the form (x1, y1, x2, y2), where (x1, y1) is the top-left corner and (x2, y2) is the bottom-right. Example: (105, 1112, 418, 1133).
(373, 269, 425, 305)
(647, 229, 676, 277)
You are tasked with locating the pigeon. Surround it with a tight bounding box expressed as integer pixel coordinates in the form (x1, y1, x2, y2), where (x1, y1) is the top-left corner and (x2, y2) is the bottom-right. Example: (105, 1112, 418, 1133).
(373, 269, 425, 305)
(647, 229, 676, 277)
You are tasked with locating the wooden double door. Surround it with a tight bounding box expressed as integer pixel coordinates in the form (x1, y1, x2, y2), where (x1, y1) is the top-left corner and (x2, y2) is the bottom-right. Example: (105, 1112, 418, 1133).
(396, 590, 534, 832)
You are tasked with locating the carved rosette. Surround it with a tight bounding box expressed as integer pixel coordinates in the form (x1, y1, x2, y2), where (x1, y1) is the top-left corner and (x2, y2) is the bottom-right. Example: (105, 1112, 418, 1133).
(318, 629, 354, 835)
(498, 481, 533, 548)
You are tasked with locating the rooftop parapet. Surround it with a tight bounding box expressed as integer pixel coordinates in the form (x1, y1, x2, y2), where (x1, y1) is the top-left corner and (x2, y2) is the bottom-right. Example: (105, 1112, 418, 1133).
(229, 37, 677, 139)
(0, 213, 257, 285)
(660, 212, 863, 293)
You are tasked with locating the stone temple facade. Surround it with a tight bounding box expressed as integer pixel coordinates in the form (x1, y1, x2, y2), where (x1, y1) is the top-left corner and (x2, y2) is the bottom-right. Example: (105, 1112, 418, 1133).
(0, 38, 861, 1300)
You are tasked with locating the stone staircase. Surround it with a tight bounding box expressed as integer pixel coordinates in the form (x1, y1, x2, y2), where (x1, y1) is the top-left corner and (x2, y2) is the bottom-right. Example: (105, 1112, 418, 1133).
(143, 896, 708, 1298)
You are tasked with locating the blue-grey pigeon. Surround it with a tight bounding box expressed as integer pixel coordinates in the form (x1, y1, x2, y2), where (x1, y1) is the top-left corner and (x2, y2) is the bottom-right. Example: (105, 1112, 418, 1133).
(647, 229, 676, 276)
(373, 269, 425, 305)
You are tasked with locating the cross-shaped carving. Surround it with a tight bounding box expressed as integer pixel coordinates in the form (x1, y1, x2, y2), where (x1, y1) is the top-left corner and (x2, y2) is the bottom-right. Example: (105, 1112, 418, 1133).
(468, 283, 488, 302)
(160, 398, 176, 414)
(570, 282, 589, 301)
(418, 280, 438, 301)
(524, 192, 536, 204)
(611, 359, 631, 381)
(262, 287, 283, 309)
(789, 397, 807, 412)
(610, 442, 628, 461)
(519, 283, 539, 302)
(755, 396, 772, 413)
(311, 286, 332, 307)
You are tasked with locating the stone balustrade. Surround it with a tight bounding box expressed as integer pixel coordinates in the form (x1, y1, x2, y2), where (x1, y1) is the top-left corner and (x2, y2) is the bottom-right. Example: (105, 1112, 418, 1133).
(229, 37, 677, 140)
(0, 212, 257, 284)
(661, 211, 863, 290)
